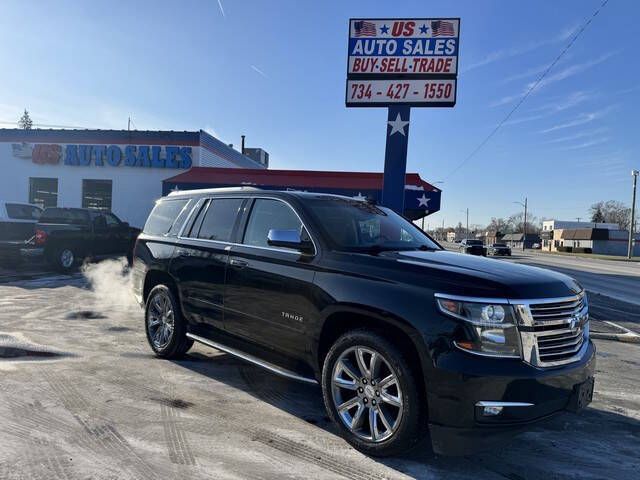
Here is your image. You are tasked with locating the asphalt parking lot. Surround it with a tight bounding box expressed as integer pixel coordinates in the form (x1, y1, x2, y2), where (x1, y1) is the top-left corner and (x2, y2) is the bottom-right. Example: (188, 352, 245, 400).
(1, 260, 639, 479)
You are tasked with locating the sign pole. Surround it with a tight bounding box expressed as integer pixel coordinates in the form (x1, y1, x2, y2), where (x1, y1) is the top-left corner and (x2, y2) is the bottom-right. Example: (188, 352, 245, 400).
(381, 105, 411, 214)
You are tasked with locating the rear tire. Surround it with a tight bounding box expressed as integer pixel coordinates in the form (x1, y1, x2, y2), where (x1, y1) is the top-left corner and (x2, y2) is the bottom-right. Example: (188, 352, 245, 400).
(145, 285, 193, 358)
(48, 247, 78, 272)
(321, 329, 425, 457)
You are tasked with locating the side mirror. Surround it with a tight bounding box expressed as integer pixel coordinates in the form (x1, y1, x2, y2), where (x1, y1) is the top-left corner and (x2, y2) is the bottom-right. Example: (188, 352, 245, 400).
(267, 229, 313, 253)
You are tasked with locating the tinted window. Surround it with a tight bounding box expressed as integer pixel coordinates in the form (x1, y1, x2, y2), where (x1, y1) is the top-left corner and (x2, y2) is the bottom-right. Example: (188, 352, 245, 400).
(5, 203, 42, 221)
(306, 197, 439, 251)
(143, 199, 189, 236)
(40, 208, 90, 225)
(493, 243, 507, 247)
(466, 240, 482, 245)
(243, 199, 303, 248)
(197, 198, 244, 241)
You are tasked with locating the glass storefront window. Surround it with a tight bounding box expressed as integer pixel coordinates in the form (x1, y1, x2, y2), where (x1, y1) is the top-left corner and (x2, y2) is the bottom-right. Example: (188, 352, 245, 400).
(82, 179, 113, 211)
(29, 177, 58, 208)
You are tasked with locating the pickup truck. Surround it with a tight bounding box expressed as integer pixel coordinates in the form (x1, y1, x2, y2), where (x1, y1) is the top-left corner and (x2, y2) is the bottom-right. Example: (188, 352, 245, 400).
(0, 201, 42, 267)
(32, 207, 140, 271)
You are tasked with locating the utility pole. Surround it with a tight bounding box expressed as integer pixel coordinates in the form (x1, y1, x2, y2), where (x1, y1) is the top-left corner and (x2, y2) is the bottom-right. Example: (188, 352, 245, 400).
(442, 218, 445, 241)
(628, 170, 639, 259)
(127, 116, 131, 131)
(514, 198, 527, 251)
(523, 197, 528, 252)
(466, 208, 469, 239)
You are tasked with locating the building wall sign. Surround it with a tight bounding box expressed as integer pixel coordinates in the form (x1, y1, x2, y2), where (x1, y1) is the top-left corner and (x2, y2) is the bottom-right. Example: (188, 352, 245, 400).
(11, 143, 192, 169)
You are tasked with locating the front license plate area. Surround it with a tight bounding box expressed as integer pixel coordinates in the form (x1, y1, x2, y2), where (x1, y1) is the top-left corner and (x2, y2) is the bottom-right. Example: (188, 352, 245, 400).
(567, 377, 594, 412)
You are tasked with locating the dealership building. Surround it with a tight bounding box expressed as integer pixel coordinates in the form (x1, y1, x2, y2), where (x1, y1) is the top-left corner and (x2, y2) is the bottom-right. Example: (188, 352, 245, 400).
(1, 128, 441, 228)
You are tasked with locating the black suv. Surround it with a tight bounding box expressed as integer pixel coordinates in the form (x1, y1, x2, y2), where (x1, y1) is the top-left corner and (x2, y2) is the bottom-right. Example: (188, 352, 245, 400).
(459, 238, 486, 256)
(133, 188, 595, 457)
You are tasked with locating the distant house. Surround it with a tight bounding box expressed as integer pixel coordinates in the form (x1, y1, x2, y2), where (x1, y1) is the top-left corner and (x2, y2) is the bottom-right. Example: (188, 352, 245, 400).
(446, 231, 465, 243)
(558, 228, 640, 256)
(541, 220, 619, 251)
(501, 233, 541, 250)
(483, 230, 504, 245)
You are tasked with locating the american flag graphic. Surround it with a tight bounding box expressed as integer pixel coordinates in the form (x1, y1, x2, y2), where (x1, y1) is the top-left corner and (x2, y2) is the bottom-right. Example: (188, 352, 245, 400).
(353, 21, 377, 37)
(12, 143, 33, 159)
(430, 20, 455, 37)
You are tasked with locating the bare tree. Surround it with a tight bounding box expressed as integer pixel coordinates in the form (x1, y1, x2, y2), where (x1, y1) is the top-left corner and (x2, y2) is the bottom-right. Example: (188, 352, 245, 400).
(18, 109, 33, 129)
(589, 200, 631, 229)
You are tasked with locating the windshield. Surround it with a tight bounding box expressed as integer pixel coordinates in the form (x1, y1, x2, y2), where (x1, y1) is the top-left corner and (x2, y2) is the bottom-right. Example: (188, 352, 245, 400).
(493, 243, 507, 247)
(305, 197, 440, 252)
(466, 240, 482, 245)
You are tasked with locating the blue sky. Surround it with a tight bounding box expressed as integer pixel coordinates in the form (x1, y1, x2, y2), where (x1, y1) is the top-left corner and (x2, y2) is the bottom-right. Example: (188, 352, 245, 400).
(0, 0, 638, 227)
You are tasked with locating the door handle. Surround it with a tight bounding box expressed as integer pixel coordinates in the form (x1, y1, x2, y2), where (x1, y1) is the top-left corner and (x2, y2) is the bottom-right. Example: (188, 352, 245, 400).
(229, 258, 248, 268)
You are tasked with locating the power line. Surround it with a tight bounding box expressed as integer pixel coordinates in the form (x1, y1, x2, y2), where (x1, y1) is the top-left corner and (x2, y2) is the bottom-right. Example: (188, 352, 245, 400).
(444, 0, 610, 180)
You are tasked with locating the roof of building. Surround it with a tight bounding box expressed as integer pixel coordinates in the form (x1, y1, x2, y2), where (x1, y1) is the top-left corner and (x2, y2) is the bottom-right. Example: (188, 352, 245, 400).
(560, 228, 612, 240)
(163, 167, 439, 191)
(501, 233, 541, 241)
(0, 128, 263, 169)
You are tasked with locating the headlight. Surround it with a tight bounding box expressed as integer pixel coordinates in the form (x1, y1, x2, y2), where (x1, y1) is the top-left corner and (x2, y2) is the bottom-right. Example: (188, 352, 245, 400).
(435, 295, 521, 358)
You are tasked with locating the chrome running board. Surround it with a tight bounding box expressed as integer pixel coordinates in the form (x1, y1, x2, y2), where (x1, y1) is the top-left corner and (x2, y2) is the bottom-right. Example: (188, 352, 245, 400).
(186, 333, 318, 385)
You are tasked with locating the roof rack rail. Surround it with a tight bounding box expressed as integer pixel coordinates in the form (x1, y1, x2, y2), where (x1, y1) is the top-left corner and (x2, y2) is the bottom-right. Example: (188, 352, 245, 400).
(167, 186, 262, 196)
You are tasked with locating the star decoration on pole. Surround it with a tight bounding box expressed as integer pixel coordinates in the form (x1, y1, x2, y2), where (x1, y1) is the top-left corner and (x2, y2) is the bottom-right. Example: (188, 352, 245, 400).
(387, 113, 410, 136)
(353, 192, 366, 201)
(417, 194, 430, 207)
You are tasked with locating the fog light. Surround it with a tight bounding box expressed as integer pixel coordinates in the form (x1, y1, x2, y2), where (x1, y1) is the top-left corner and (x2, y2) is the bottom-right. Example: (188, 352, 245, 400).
(482, 406, 503, 416)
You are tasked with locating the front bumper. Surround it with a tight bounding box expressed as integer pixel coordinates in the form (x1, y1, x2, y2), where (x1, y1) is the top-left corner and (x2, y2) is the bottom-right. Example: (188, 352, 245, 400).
(426, 340, 596, 455)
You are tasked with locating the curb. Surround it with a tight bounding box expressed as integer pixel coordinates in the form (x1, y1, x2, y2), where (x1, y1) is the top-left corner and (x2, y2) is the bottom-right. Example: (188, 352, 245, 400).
(591, 321, 640, 344)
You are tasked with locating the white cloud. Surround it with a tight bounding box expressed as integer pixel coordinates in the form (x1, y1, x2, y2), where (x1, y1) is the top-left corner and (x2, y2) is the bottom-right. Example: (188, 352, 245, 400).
(250, 65, 268, 78)
(544, 127, 608, 144)
(531, 91, 594, 113)
(559, 137, 610, 150)
(491, 54, 615, 108)
(526, 53, 616, 90)
(539, 113, 599, 133)
(463, 24, 578, 73)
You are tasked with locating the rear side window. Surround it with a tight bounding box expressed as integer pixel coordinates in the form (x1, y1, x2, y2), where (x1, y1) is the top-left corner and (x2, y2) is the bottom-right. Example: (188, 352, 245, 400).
(195, 198, 244, 241)
(143, 199, 190, 236)
(5, 203, 42, 220)
(40, 208, 90, 225)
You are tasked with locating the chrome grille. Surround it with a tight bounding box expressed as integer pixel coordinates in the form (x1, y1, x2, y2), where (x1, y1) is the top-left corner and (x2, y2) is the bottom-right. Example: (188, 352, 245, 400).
(516, 293, 589, 367)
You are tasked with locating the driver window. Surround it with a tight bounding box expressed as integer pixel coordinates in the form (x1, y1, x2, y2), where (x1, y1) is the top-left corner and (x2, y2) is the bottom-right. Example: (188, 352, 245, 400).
(105, 214, 120, 227)
(243, 199, 303, 248)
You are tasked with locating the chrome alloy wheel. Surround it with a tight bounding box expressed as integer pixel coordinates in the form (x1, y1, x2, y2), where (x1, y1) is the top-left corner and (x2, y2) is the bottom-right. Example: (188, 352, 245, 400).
(147, 291, 175, 349)
(60, 249, 74, 268)
(331, 346, 403, 442)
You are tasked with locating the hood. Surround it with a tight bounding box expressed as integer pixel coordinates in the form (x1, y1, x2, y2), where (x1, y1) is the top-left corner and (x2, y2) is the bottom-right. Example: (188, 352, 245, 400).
(377, 249, 582, 300)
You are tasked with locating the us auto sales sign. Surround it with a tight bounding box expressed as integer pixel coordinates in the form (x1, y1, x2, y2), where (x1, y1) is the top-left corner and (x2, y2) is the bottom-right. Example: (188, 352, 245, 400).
(346, 18, 460, 107)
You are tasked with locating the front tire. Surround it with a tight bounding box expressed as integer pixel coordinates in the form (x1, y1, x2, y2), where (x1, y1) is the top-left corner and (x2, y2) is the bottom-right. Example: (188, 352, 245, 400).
(321, 330, 425, 457)
(145, 285, 193, 358)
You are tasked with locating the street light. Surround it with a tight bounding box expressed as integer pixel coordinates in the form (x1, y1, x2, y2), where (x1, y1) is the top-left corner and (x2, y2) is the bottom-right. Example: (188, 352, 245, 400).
(513, 197, 528, 251)
(629, 170, 639, 259)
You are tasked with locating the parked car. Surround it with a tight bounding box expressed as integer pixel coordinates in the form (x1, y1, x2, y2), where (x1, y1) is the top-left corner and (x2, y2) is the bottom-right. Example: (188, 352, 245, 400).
(30, 207, 140, 271)
(486, 243, 512, 256)
(532, 242, 542, 249)
(458, 238, 486, 256)
(0, 201, 42, 267)
(133, 189, 595, 457)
